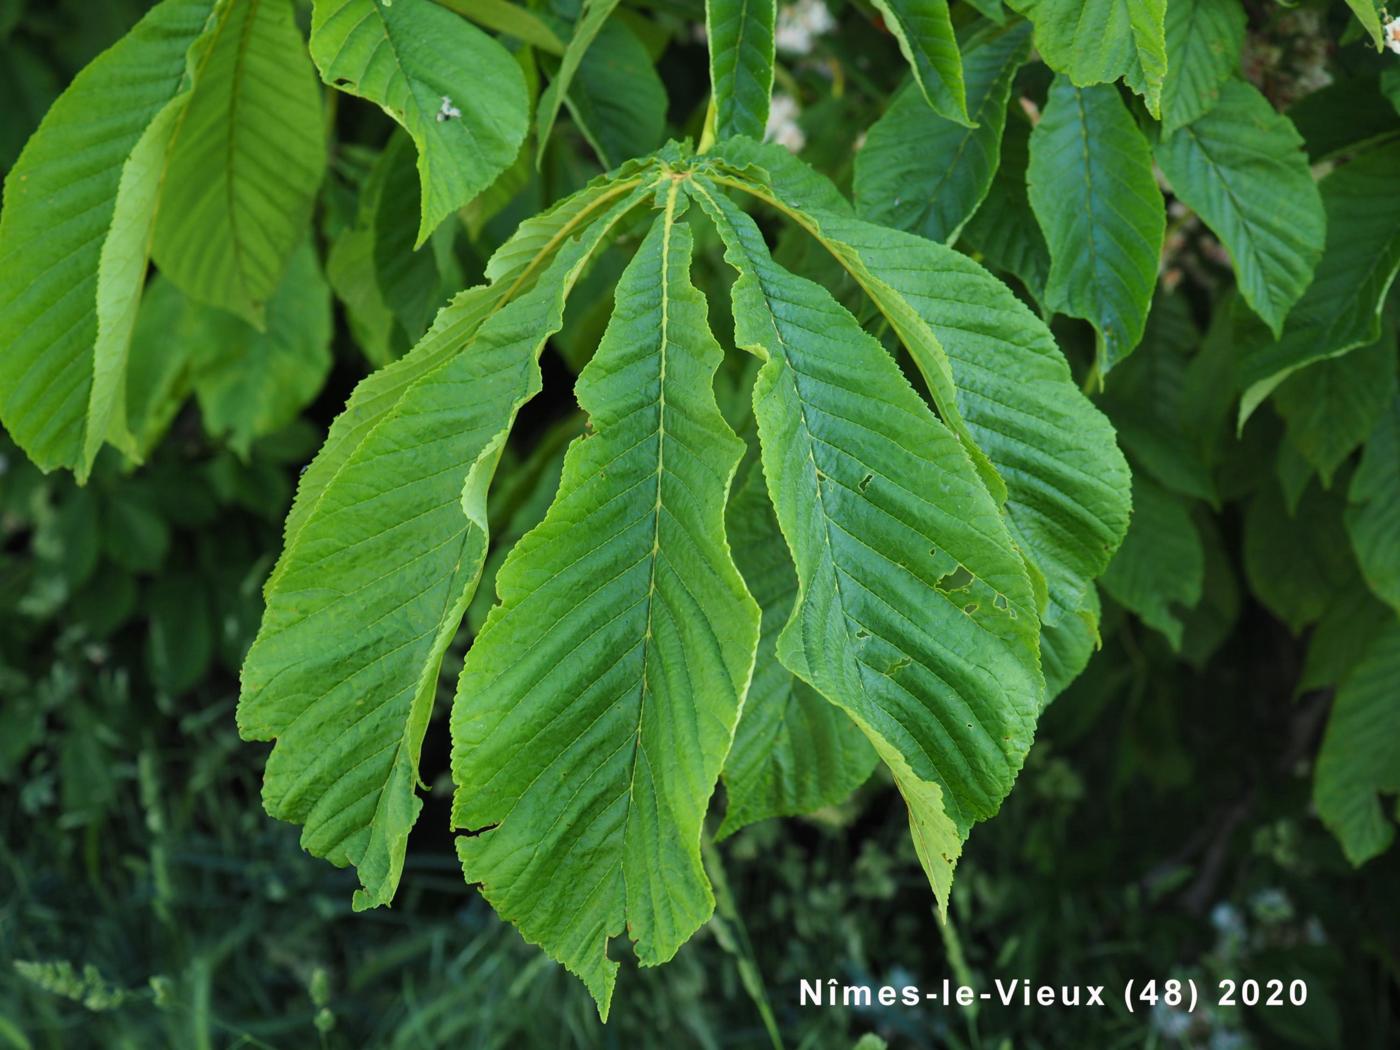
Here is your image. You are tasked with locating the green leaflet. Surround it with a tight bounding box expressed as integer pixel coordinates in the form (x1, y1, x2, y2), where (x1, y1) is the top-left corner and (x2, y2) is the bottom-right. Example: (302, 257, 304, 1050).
(1039, 584, 1100, 700)
(963, 111, 1049, 302)
(123, 278, 200, 457)
(1159, 0, 1245, 134)
(867, 0, 969, 125)
(803, 216, 1132, 611)
(1238, 141, 1400, 424)
(1346, 395, 1400, 614)
(278, 166, 653, 564)
(0, 0, 218, 478)
(1243, 479, 1355, 635)
(710, 140, 1008, 507)
(1342, 0, 1385, 49)
(1299, 581, 1390, 695)
(310, 0, 528, 246)
(151, 0, 325, 327)
(237, 181, 652, 914)
(189, 241, 334, 455)
(1100, 476, 1204, 649)
(450, 193, 759, 1019)
(1028, 76, 1164, 374)
(123, 242, 332, 457)
(1275, 322, 1397, 488)
(563, 17, 667, 169)
(855, 20, 1031, 244)
(1314, 619, 1400, 866)
(1099, 292, 1216, 504)
(712, 141, 1130, 694)
(1155, 80, 1324, 338)
(688, 176, 1043, 911)
(535, 0, 621, 164)
(719, 458, 878, 838)
(1007, 0, 1167, 117)
(707, 0, 776, 140)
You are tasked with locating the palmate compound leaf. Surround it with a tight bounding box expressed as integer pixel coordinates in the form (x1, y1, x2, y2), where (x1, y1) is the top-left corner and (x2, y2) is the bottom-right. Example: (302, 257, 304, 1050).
(1238, 140, 1400, 424)
(449, 187, 760, 1019)
(309, 0, 528, 247)
(1007, 0, 1167, 117)
(150, 0, 325, 327)
(0, 0, 219, 478)
(708, 139, 1132, 697)
(718, 456, 878, 837)
(855, 19, 1032, 245)
(686, 174, 1044, 913)
(1028, 75, 1165, 375)
(706, 0, 776, 140)
(238, 168, 655, 913)
(1154, 79, 1325, 339)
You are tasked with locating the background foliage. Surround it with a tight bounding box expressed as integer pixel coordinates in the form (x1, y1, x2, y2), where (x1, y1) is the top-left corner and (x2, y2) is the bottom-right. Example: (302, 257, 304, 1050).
(2, 0, 1399, 1046)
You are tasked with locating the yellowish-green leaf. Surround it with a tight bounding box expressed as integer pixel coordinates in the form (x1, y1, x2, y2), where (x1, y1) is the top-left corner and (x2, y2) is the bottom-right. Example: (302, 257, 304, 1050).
(450, 195, 759, 1019)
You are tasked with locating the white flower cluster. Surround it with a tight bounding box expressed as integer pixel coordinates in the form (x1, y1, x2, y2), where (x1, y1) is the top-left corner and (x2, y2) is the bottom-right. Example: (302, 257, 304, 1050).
(765, 93, 805, 152)
(776, 0, 835, 55)
(1386, 16, 1400, 54)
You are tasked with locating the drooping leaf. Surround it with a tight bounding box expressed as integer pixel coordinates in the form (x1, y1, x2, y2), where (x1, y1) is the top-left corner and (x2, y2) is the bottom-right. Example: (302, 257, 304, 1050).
(1346, 395, 1400, 614)
(712, 145, 1007, 505)
(1028, 76, 1164, 374)
(1039, 584, 1100, 701)
(563, 17, 666, 168)
(123, 278, 199, 457)
(369, 132, 459, 343)
(1314, 619, 1400, 866)
(689, 175, 1043, 911)
(151, 0, 325, 327)
(1159, 0, 1244, 133)
(1274, 322, 1397, 488)
(1155, 80, 1324, 338)
(535, 0, 620, 163)
(707, 0, 776, 140)
(718, 458, 878, 838)
(1007, 0, 1167, 116)
(1238, 141, 1400, 423)
(714, 142, 1131, 696)
(1299, 580, 1390, 694)
(1099, 292, 1217, 504)
(450, 196, 759, 1019)
(279, 164, 657, 560)
(1101, 477, 1203, 649)
(309, 0, 529, 246)
(854, 20, 1031, 244)
(963, 111, 1050, 301)
(1243, 478, 1355, 635)
(866, 0, 969, 125)
(1342, 0, 1385, 49)
(802, 215, 1129, 663)
(237, 178, 652, 914)
(0, 0, 218, 478)
(190, 241, 334, 456)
